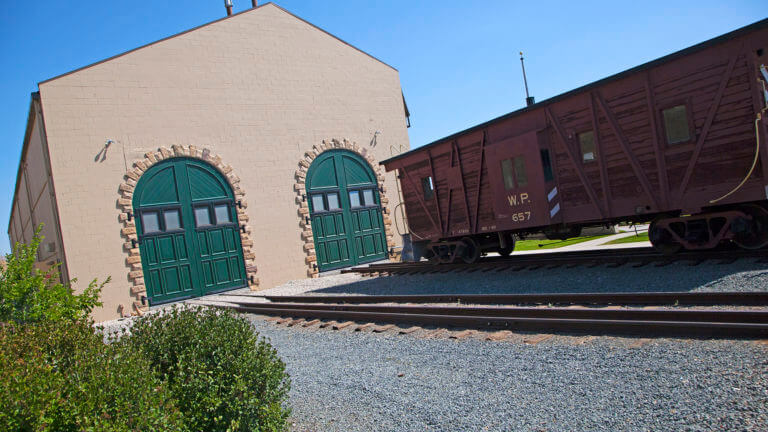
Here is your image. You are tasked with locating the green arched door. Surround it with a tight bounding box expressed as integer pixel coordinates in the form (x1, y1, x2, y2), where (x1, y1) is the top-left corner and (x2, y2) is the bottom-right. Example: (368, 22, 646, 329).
(134, 158, 247, 305)
(306, 150, 388, 271)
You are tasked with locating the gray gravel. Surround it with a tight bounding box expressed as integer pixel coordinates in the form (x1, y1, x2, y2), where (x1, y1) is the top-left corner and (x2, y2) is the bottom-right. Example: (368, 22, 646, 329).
(248, 318, 768, 432)
(257, 258, 768, 298)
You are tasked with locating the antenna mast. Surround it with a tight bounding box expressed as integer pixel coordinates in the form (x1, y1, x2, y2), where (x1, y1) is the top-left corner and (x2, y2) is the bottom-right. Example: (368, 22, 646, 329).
(519, 51, 535, 106)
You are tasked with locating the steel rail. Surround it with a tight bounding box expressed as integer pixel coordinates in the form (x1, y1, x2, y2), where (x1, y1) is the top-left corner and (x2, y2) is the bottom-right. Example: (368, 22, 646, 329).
(340, 248, 768, 275)
(237, 292, 768, 306)
(218, 304, 768, 338)
(226, 301, 768, 323)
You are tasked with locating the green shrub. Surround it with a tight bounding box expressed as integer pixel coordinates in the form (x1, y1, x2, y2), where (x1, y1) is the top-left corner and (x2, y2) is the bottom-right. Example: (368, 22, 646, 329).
(0, 226, 108, 324)
(0, 320, 185, 432)
(124, 306, 291, 432)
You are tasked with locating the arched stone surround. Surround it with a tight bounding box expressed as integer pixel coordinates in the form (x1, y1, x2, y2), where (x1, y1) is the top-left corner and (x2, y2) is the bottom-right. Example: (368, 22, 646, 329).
(117, 145, 257, 316)
(294, 138, 395, 277)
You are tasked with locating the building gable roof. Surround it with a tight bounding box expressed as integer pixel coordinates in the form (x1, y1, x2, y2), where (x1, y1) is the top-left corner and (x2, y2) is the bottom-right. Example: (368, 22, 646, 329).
(39, 2, 396, 86)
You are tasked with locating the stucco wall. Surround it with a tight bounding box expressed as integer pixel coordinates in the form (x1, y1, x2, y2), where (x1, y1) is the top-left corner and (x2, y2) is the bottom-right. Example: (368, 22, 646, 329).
(37, 4, 410, 321)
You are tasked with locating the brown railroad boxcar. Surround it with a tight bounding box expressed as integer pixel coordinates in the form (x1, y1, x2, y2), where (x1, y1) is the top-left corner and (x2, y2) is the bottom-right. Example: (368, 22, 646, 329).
(382, 19, 768, 262)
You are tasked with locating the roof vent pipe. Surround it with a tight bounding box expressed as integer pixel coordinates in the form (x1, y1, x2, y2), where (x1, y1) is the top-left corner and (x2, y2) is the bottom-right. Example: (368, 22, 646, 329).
(225, 0, 233, 16)
(519, 52, 535, 106)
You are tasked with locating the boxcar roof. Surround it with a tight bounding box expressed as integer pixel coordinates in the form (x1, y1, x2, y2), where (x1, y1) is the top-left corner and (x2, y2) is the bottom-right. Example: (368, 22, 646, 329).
(382, 17, 768, 165)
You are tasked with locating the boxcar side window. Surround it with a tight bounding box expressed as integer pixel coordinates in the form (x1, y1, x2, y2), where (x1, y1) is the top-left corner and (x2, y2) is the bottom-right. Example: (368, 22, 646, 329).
(514, 156, 528, 187)
(579, 131, 596, 162)
(662, 105, 691, 144)
(540, 149, 554, 182)
(421, 176, 435, 200)
(501, 159, 515, 190)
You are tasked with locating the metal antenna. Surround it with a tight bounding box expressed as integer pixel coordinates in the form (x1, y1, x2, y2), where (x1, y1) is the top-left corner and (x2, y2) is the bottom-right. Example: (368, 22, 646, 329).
(519, 51, 535, 106)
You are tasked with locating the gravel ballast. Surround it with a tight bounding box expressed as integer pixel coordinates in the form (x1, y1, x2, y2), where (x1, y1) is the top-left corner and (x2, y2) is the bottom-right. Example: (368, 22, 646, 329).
(103, 255, 768, 430)
(255, 258, 768, 298)
(230, 258, 768, 431)
(249, 318, 767, 432)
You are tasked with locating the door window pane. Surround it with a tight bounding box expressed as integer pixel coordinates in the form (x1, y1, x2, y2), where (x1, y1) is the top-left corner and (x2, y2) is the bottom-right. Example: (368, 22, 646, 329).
(141, 211, 160, 233)
(422, 177, 434, 200)
(501, 159, 515, 190)
(662, 105, 691, 144)
(194, 206, 211, 227)
(349, 190, 361, 207)
(579, 131, 596, 162)
(514, 157, 528, 187)
(363, 189, 375, 206)
(327, 192, 340, 210)
(164, 209, 181, 230)
(214, 204, 231, 224)
(311, 194, 325, 212)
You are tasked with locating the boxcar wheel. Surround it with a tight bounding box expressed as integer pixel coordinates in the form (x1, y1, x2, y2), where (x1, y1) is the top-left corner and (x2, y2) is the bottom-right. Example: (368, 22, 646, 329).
(497, 235, 516, 257)
(732, 204, 768, 250)
(649, 218, 682, 255)
(460, 237, 480, 264)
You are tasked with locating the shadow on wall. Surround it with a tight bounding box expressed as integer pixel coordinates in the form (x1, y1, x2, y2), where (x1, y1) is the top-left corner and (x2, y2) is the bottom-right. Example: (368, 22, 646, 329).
(94, 140, 113, 163)
(310, 260, 768, 296)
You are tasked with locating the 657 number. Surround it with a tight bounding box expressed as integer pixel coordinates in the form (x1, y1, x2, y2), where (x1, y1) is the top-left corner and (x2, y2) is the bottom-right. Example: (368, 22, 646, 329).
(511, 212, 531, 222)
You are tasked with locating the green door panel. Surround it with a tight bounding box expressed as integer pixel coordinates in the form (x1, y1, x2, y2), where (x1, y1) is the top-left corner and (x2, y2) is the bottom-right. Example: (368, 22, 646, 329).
(197, 223, 246, 294)
(342, 154, 376, 186)
(134, 158, 247, 305)
(136, 165, 181, 206)
(351, 207, 387, 261)
(306, 150, 388, 271)
(187, 164, 230, 201)
(308, 157, 340, 188)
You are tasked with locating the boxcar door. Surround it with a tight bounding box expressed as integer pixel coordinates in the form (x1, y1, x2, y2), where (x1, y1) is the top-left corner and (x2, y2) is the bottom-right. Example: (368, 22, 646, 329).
(485, 131, 550, 230)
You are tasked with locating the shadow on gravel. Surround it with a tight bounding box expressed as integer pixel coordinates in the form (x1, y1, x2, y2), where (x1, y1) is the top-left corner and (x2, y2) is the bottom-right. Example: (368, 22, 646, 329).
(312, 259, 768, 296)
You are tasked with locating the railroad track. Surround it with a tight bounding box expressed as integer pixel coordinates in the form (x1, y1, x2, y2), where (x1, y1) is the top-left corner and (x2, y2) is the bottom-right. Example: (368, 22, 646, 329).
(340, 247, 768, 276)
(216, 292, 768, 338)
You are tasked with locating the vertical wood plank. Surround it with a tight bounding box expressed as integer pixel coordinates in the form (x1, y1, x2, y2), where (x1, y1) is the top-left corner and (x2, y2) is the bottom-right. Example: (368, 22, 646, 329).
(589, 92, 612, 216)
(644, 71, 670, 209)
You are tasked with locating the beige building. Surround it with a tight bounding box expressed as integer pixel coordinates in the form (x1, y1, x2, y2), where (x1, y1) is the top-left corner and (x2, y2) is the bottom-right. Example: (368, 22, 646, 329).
(8, 3, 410, 321)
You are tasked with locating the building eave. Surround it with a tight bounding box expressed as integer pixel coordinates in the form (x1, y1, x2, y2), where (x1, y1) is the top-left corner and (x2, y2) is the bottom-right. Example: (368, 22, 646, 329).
(8, 93, 40, 238)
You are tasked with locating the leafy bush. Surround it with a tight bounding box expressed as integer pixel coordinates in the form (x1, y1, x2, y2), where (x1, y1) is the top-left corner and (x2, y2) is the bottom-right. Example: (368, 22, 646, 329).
(0, 320, 185, 432)
(123, 306, 291, 432)
(0, 226, 108, 324)
(1, 229, 290, 432)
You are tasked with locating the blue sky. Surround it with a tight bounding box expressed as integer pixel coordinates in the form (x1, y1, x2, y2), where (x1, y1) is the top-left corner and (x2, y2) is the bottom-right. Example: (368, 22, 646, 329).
(0, 0, 764, 255)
